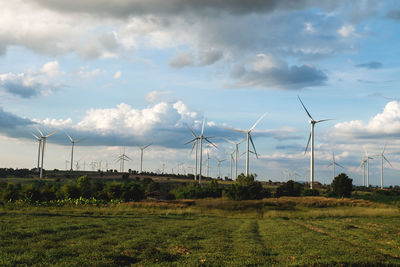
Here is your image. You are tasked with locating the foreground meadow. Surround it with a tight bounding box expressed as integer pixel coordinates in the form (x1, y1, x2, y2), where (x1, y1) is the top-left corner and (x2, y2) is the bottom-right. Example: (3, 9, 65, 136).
(1, 197, 400, 266)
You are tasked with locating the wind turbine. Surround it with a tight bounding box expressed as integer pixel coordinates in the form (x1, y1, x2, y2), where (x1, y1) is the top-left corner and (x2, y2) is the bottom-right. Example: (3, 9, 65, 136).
(360, 158, 367, 186)
(227, 113, 266, 177)
(223, 137, 245, 180)
(185, 120, 216, 184)
(216, 157, 227, 178)
(327, 152, 344, 182)
(66, 133, 83, 171)
(363, 148, 373, 187)
(31, 132, 42, 174)
(298, 96, 331, 189)
(374, 144, 392, 189)
(137, 144, 151, 173)
(116, 147, 131, 172)
(35, 128, 56, 178)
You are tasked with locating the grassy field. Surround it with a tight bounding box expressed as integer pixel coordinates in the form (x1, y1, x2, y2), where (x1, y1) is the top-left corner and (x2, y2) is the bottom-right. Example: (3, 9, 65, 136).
(1, 197, 400, 266)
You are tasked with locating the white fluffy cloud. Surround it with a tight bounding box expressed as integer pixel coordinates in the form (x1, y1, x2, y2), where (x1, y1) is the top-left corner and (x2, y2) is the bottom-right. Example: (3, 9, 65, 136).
(333, 101, 400, 138)
(145, 91, 171, 103)
(0, 61, 63, 98)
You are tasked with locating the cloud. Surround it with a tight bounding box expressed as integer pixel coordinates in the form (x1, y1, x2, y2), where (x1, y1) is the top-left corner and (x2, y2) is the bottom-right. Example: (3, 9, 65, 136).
(337, 24, 356, 37)
(355, 61, 383, 69)
(145, 91, 171, 103)
(332, 101, 400, 139)
(228, 54, 327, 90)
(0, 61, 62, 98)
(386, 9, 400, 20)
(168, 52, 195, 68)
(113, 71, 121, 79)
(77, 66, 102, 79)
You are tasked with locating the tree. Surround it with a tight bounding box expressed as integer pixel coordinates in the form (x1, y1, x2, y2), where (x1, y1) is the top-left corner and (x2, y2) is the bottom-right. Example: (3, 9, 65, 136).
(225, 173, 269, 200)
(275, 180, 303, 197)
(331, 173, 353, 198)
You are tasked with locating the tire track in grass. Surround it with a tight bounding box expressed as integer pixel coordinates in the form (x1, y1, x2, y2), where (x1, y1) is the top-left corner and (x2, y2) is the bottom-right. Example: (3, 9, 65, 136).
(292, 219, 400, 263)
(231, 219, 275, 265)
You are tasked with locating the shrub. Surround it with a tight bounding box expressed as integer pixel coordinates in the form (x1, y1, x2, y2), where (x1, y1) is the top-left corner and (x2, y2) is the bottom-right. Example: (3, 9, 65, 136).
(302, 189, 320, 196)
(331, 173, 353, 198)
(171, 180, 223, 199)
(122, 183, 145, 202)
(275, 180, 303, 197)
(1, 183, 21, 201)
(224, 174, 270, 200)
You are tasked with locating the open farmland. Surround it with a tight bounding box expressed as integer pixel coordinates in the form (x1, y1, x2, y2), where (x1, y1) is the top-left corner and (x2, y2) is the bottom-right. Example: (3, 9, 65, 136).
(1, 197, 400, 266)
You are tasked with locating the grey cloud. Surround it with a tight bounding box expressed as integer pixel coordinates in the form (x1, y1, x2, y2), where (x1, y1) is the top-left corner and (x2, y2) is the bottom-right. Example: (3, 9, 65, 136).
(355, 61, 383, 69)
(386, 9, 400, 20)
(1, 81, 41, 98)
(168, 53, 195, 68)
(231, 63, 327, 90)
(198, 49, 223, 66)
(31, 0, 333, 18)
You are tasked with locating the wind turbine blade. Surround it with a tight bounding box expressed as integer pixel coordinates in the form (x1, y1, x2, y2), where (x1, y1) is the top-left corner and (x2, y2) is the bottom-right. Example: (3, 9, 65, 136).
(226, 127, 247, 134)
(315, 119, 333, 123)
(383, 155, 393, 167)
(335, 162, 345, 168)
(204, 138, 217, 149)
(184, 138, 198, 145)
(382, 143, 387, 154)
(144, 144, 151, 149)
(327, 163, 333, 167)
(186, 124, 197, 138)
(298, 96, 314, 121)
(45, 131, 57, 138)
(201, 118, 205, 135)
(75, 138, 84, 143)
(31, 133, 40, 140)
(35, 127, 45, 137)
(249, 112, 267, 131)
(304, 133, 311, 154)
(66, 133, 73, 142)
(190, 142, 196, 155)
(222, 137, 235, 144)
(249, 134, 258, 158)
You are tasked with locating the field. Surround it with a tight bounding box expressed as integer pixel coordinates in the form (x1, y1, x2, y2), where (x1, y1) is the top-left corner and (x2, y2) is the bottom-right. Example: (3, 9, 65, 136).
(1, 197, 400, 266)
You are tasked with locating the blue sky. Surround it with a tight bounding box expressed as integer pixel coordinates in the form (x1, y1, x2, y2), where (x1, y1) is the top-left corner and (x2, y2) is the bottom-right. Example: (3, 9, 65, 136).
(1, 0, 400, 186)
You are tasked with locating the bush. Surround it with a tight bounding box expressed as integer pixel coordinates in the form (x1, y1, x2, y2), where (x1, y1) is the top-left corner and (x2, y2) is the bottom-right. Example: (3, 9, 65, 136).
(302, 189, 320, 196)
(331, 173, 353, 198)
(122, 183, 145, 202)
(224, 173, 270, 200)
(1, 183, 21, 201)
(275, 180, 303, 197)
(171, 180, 223, 199)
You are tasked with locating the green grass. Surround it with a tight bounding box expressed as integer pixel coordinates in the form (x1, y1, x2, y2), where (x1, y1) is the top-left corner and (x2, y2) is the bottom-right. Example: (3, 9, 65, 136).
(1, 198, 400, 266)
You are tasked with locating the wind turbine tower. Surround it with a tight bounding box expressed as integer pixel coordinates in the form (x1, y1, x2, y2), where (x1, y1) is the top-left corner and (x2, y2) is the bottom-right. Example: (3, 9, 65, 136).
(223, 137, 245, 180)
(32, 133, 42, 174)
(66, 133, 83, 171)
(216, 158, 227, 178)
(35, 128, 56, 178)
(298, 96, 331, 189)
(117, 147, 131, 172)
(364, 149, 373, 187)
(137, 144, 151, 173)
(228, 113, 266, 177)
(374, 144, 392, 189)
(328, 152, 344, 182)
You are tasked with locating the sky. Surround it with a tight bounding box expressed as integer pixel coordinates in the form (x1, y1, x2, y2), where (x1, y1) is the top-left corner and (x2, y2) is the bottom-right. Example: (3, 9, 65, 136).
(1, 0, 400, 186)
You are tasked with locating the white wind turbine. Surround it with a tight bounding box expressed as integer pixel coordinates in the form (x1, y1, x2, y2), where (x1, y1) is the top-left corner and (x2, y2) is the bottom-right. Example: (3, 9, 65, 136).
(66, 133, 83, 171)
(185, 120, 216, 184)
(223, 137, 245, 180)
(35, 128, 57, 178)
(116, 147, 131, 173)
(216, 157, 227, 178)
(327, 152, 344, 182)
(137, 144, 151, 173)
(359, 156, 367, 186)
(31, 132, 43, 174)
(363, 148, 374, 187)
(374, 144, 392, 189)
(227, 113, 266, 177)
(298, 96, 331, 189)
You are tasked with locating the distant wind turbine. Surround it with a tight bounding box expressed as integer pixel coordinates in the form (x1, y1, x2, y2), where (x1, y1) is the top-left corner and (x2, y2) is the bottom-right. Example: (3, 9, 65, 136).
(66, 133, 83, 171)
(216, 157, 227, 178)
(359, 156, 367, 186)
(327, 152, 344, 182)
(185, 119, 216, 184)
(363, 148, 374, 187)
(223, 137, 245, 180)
(35, 128, 56, 178)
(298, 96, 331, 189)
(374, 144, 392, 189)
(137, 144, 151, 173)
(227, 113, 266, 177)
(31, 132, 42, 174)
(116, 147, 131, 172)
